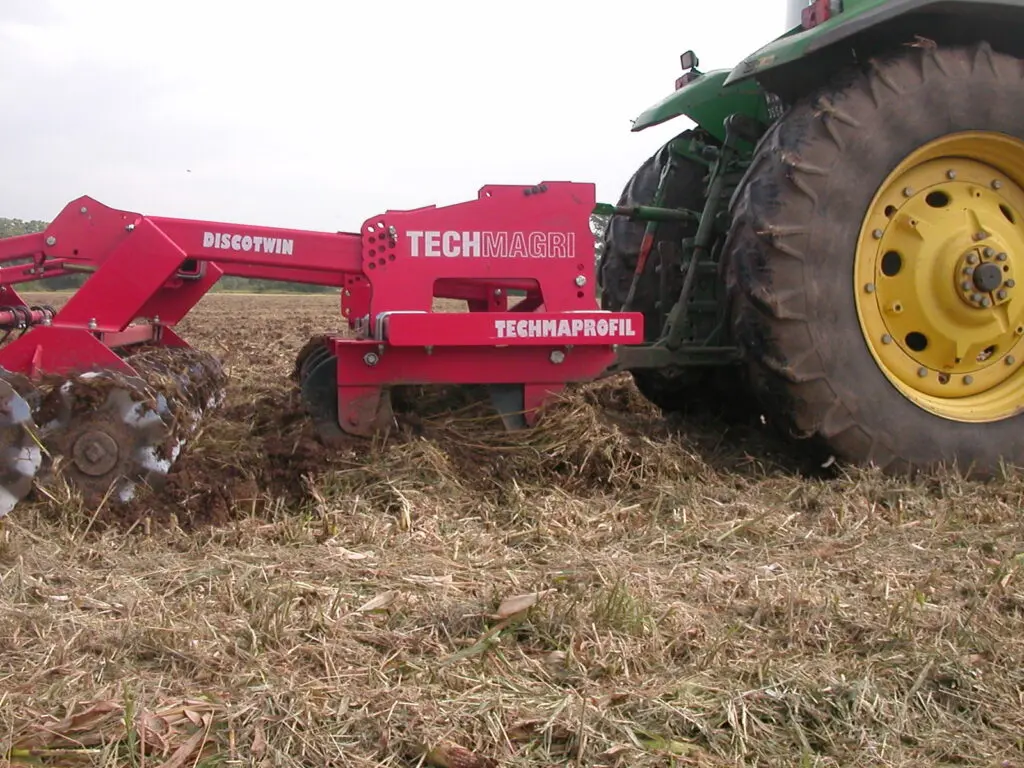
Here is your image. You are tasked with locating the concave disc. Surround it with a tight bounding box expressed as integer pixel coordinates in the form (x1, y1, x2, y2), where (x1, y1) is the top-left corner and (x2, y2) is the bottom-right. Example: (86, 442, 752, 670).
(300, 351, 350, 448)
(39, 370, 185, 507)
(0, 373, 43, 518)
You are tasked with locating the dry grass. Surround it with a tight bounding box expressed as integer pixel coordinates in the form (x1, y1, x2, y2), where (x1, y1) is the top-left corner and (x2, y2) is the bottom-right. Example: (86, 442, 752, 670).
(1, 293, 1023, 767)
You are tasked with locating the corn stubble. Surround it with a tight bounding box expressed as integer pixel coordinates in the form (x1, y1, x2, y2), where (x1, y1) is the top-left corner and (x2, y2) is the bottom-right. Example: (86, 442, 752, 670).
(1, 293, 1022, 767)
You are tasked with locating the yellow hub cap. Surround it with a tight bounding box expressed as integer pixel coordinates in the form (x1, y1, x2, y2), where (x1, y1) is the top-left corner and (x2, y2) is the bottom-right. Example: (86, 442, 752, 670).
(855, 132, 1024, 423)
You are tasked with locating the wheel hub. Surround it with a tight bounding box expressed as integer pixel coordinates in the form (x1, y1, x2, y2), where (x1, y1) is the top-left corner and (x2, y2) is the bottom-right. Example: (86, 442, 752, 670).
(969, 260, 1004, 295)
(855, 132, 1024, 423)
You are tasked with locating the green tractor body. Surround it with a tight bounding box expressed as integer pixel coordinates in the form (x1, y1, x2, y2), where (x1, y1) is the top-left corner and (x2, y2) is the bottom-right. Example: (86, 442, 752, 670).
(599, 0, 1024, 475)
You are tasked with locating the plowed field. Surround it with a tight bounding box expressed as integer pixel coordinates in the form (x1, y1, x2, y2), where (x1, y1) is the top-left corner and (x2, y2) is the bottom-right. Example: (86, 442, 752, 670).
(1, 293, 1023, 767)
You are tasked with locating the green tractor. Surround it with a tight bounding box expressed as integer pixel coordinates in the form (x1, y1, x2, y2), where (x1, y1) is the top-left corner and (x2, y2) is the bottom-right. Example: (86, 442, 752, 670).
(598, 0, 1024, 476)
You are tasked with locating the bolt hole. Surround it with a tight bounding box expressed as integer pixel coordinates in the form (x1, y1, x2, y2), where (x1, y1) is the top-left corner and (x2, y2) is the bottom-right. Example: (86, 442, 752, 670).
(577, 291, 584, 299)
(884, 205, 897, 218)
(978, 345, 997, 362)
(925, 190, 950, 208)
(938, 373, 950, 385)
(881, 250, 902, 277)
(1004, 265, 1011, 272)
(905, 332, 928, 352)
(1001, 204, 1016, 223)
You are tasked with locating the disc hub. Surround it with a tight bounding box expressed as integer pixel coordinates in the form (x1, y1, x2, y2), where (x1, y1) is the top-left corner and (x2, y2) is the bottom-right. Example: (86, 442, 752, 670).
(70, 429, 120, 477)
(855, 132, 1024, 423)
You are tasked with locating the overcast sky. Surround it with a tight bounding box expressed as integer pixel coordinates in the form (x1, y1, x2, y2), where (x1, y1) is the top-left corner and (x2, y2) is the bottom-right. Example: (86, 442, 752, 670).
(2, 0, 786, 232)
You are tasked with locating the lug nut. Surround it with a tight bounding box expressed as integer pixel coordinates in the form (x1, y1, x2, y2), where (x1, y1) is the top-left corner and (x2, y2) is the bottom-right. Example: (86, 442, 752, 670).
(873, 229, 883, 239)
(975, 231, 988, 241)
(993, 179, 1003, 189)
(917, 367, 928, 378)
(967, 253, 979, 265)
(575, 275, 587, 287)
(982, 296, 993, 307)
(998, 252, 1008, 262)
(972, 293, 983, 303)
(882, 334, 893, 344)
(865, 283, 876, 293)
(962, 280, 972, 290)
(963, 267, 975, 276)
(1006, 355, 1016, 366)
(964, 375, 974, 385)
(998, 289, 1008, 300)
(363, 352, 379, 366)
(1009, 279, 1017, 288)
(903, 187, 914, 197)
(947, 170, 957, 179)
(984, 247, 996, 258)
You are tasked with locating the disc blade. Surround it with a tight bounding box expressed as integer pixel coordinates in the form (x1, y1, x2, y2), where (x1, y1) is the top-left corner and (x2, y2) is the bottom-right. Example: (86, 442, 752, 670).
(300, 352, 350, 448)
(40, 371, 183, 506)
(0, 377, 43, 518)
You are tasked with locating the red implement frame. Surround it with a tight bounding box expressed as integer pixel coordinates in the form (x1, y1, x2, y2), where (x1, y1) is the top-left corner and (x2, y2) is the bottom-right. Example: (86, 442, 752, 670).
(0, 181, 643, 434)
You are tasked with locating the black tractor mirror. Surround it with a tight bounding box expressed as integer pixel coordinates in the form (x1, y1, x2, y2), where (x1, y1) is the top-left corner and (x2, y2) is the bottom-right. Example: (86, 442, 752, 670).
(680, 50, 700, 71)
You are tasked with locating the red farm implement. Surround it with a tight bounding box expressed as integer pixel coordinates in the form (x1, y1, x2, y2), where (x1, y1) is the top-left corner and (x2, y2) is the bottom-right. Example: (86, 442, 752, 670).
(0, 181, 643, 516)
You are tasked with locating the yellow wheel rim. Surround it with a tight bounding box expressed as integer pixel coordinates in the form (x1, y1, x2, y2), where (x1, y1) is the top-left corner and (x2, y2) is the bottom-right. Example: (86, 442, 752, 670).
(855, 131, 1024, 423)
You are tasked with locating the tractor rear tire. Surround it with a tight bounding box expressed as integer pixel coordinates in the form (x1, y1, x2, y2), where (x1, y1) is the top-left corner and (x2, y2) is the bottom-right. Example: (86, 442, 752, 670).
(598, 131, 711, 411)
(725, 41, 1024, 476)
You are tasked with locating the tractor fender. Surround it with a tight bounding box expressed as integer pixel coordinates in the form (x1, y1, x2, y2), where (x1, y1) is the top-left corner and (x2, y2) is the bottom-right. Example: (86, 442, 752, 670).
(630, 69, 770, 143)
(725, 0, 1024, 91)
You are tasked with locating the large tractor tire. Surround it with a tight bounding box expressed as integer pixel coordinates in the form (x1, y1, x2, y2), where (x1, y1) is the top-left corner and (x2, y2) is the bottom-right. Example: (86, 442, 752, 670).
(725, 40, 1024, 476)
(598, 131, 713, 411)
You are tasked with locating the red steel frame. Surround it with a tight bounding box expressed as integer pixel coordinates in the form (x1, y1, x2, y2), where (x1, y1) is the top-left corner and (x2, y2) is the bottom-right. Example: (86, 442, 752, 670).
(0, 181, 644, 433)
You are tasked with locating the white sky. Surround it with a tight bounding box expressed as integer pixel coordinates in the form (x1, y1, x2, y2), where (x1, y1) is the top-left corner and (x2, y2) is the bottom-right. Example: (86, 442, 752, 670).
(1, 0, 786, 232)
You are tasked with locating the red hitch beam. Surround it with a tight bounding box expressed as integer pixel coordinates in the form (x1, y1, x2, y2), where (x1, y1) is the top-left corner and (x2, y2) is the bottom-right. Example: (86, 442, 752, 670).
(0, 181, 644, 436)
